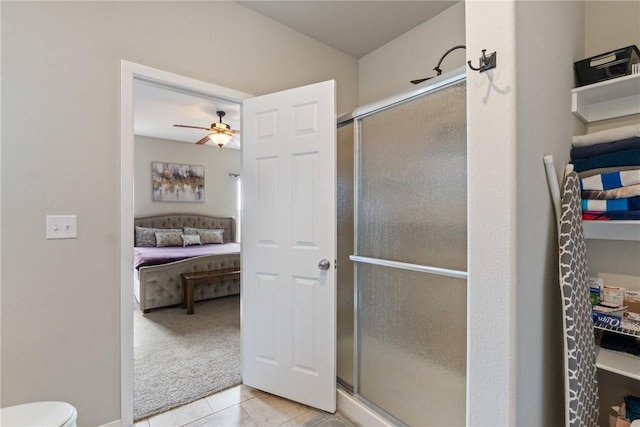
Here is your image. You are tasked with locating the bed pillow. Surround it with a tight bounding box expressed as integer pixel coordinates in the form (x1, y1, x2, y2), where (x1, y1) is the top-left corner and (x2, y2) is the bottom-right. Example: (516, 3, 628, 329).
(135, 226, 181, 247)
(181, 234, 202, 247)
(154, 231, 183, 247)
(183, 227, 225, 244)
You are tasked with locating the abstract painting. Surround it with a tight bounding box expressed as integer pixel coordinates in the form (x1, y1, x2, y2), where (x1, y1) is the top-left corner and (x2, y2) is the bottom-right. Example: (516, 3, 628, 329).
(152, 162, 204, 202)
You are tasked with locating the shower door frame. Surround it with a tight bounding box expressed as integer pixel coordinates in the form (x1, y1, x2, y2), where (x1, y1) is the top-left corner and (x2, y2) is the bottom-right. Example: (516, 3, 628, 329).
(346, 67, 468, 425)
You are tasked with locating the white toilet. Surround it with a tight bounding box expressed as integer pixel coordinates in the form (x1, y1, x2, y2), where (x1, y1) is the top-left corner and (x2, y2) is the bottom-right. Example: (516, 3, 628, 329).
(0, 401, 77, 427)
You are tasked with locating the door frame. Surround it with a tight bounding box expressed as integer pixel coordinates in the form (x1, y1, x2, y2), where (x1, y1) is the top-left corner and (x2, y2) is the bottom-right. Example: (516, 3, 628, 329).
(119, 60, 252, 425)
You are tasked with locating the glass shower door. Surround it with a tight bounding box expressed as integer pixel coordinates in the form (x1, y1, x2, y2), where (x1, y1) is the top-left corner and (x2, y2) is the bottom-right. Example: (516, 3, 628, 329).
(337, 120, 354, 389)
(352, 81, 467, 426)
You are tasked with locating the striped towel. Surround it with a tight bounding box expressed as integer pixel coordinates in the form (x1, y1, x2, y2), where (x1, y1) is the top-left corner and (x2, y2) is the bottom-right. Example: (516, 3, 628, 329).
(572, 124, 640, 148)
(581, 196, 640, 212)
(582, 184, 640, 200)
(580, 169, 640, 190)
(583, 210, 640, 221)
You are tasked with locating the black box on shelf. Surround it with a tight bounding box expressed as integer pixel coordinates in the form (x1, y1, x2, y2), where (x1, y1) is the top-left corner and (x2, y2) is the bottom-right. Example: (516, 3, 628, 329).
(600, 331, 640, 356)
(574, 45, 640, 87)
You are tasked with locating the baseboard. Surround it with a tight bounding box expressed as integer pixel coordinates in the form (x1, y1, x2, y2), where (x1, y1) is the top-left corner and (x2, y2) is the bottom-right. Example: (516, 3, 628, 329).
(337, 389, 394, 427)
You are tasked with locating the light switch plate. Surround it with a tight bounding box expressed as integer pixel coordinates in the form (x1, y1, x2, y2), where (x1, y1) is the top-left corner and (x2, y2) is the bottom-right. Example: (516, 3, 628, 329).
(46, 215, 77, 239)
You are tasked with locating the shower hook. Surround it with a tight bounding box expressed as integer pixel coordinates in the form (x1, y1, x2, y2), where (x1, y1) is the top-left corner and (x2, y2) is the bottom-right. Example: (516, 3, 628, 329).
(467, 49, 497, 73)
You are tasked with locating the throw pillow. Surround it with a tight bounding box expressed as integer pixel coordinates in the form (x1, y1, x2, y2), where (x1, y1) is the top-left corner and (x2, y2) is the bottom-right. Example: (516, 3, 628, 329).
(135, 226, 181, 247)
(183, 227, 225, 244)
(155, 231, 183, 247)
(182, 234, 202, 247)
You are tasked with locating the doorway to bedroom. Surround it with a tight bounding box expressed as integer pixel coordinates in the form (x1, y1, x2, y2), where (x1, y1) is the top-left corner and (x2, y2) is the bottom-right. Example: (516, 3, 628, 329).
(122, 63, 345, 425)
(130, 73, 248, 421)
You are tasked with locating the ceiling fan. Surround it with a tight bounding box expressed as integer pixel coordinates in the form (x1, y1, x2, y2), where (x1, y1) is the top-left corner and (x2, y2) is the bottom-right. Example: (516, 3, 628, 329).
(173, 110, 239, 148)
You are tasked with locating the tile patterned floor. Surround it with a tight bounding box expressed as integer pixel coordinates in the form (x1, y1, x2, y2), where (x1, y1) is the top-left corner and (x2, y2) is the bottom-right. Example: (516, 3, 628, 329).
(134, 384, 353, 427)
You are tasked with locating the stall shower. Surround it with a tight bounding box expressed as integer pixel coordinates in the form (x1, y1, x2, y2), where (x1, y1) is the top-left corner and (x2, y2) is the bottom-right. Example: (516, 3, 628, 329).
(337, 69, 467, 426)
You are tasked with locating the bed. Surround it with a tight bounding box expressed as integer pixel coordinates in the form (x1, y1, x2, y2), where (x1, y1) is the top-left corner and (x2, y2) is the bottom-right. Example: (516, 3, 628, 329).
(133, 214, 240, 313)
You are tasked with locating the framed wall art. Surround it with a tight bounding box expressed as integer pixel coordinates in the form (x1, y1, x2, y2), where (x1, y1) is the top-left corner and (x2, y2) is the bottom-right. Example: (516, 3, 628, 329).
(151, 161, 204, 202)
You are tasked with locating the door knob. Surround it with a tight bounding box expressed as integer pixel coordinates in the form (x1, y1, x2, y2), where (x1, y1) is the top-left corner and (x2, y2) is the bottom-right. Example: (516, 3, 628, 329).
(318, 259, 331, 270)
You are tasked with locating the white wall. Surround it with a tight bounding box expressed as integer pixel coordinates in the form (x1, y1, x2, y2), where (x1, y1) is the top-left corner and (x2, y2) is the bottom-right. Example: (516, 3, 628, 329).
(134, 136, 240, 220)
(358, 1, 465, 105)
(0, 2, 357, 426)
(465, 2, 519, 424)
(584, 1, 640, 134)
(585, 1, 640, 59)
(513, 2, 584, 425)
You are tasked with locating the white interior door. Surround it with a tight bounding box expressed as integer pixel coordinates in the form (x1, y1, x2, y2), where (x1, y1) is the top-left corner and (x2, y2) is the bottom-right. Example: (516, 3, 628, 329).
(241, 80, 337, 413)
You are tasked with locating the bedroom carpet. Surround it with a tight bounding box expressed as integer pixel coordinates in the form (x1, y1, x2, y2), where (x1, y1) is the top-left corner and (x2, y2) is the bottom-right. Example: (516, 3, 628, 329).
(134, 294, 241, 421)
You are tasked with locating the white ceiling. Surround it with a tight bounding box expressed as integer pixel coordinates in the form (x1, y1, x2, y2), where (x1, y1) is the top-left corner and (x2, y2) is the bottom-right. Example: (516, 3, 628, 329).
(133, 1, 459, 148)
(134, 79, 243, 150)
(237, 1, 458, 59)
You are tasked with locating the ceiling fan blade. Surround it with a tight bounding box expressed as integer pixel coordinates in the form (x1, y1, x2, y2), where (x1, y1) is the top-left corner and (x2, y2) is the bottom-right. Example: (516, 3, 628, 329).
(174, 124, 212, 131)
(195, 134, 211, 145)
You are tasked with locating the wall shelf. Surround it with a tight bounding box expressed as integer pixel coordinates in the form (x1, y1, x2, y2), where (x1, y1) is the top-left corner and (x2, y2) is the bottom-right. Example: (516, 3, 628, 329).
(596, 346, 640, 380)
(583, 220, 640, 241)
(572, 73, 640, 123)
(595, 322, 640, 338)
(570, 58, 640, 417)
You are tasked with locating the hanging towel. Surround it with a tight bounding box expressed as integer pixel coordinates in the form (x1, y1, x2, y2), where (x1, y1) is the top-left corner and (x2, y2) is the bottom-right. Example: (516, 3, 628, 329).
(558, 170, 599, 427)
(583, 210, 640, 221)
(571, 136, 640, 160)
(581, 196, 640, 212)
(582, 184, 640, 200)
(572, 124, 640, 148)
(571, 149, 640, 173)
(580, 169, 640, 190)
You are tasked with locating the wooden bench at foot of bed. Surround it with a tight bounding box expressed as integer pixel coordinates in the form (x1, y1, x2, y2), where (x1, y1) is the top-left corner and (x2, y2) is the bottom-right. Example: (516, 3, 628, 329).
(181, 268, 241, 314)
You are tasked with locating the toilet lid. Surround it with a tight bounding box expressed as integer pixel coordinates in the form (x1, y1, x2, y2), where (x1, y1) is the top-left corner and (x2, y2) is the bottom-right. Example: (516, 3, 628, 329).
(1, 401, 76, 427)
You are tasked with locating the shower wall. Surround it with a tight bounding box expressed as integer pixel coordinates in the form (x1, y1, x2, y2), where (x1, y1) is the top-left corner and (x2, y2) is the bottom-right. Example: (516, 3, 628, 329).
(340, 77, 467, 426)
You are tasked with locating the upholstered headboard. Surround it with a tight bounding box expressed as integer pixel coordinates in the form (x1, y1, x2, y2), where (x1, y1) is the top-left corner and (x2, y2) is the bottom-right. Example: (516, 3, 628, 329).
(134, 214, 236, 243)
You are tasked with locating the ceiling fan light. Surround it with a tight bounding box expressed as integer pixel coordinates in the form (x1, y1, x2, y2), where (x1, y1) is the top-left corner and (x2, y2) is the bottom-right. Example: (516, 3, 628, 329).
(209, 132, 233, 147)
(213, 122, 230, 131)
